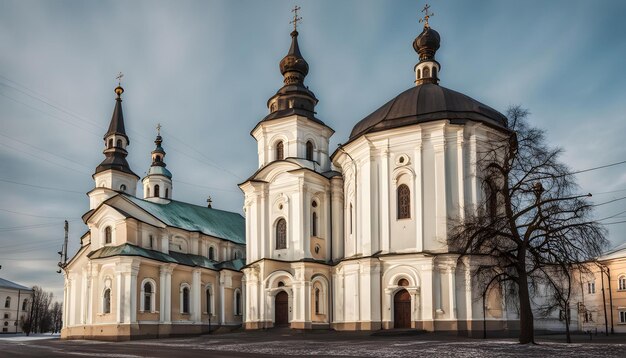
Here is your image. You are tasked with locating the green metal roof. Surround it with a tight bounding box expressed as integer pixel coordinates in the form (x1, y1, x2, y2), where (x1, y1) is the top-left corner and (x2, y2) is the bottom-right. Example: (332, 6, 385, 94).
(146, 166, 172, 178)
(122, 195, 245, 245)
(88, 243, 246, 271)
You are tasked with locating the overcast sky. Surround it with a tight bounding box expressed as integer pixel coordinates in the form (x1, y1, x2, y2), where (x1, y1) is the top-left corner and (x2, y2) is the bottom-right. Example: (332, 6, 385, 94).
(1, 0, 625, 301)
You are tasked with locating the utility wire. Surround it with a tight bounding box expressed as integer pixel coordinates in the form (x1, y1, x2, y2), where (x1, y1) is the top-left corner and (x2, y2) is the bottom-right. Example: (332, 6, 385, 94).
(0, 178, 85, 194)
(570, 160, 626, 175)
(0, 208, 79, 220)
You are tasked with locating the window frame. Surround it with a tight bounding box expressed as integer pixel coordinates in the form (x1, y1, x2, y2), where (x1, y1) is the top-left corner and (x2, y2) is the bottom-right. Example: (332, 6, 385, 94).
(102, 288, 111, 314)
(275, 218, 287, 250)
(140, 279, 156, 313)
(397, 184, 411, 219)
(180, 284, 191, 314)
(275, 141, 284, 161)
(618, 275, 626, 291)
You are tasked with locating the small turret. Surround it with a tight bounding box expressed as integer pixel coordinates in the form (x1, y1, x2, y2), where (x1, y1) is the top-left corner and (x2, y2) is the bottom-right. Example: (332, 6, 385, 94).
(413, 4, 441, 85)
(142, 124, 173, 203)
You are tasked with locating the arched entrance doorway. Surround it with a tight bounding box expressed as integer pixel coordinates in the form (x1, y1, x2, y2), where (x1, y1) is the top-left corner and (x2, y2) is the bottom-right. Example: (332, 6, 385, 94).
(275, 291, 289, 326)
(394, 289, 411, 328)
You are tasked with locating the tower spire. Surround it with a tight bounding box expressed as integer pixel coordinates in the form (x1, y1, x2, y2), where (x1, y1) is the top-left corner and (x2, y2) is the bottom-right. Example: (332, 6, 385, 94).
(142, 124, 172, 201)
(413, 4, 441, 85)
(94, 76, 137, 178)
(264, 6, 318, 118)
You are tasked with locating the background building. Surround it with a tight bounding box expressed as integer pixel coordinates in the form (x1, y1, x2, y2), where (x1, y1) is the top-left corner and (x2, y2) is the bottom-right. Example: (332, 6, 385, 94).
(0, 278, 32, 334)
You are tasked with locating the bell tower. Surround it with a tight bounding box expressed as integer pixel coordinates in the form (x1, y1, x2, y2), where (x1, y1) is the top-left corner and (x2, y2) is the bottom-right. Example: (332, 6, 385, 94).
(89, 77, 139, 209)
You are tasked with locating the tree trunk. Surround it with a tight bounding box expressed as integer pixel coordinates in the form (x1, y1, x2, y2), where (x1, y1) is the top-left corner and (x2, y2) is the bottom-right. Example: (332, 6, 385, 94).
(518, 270, 535, 344)
(565, 302, 571, 343)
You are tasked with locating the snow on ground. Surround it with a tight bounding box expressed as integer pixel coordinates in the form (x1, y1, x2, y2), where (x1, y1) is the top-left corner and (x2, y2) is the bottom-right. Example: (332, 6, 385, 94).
(0, 333, 60, 342)
(126, 336, 626, 358)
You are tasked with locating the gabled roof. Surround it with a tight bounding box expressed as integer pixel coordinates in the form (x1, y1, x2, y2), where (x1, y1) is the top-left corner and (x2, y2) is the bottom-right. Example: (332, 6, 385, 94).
(120, 195, 245, 245)
(88, 243, 245, 271)
(0, 277, 31, 291)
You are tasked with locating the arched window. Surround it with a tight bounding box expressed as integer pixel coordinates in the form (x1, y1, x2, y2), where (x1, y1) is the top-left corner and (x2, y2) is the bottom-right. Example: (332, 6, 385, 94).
(314, 288, 320, 314)
(103, 289, 111, 314)
(120, 184, 126, 192)
(432, 66, 437, 78)
(165, 188, 169, 199)
(276, 141, 284, 161)
(104, 226, 112, 244)
(4, 297, 10, 308)
(181, 286, 190, 314)
(208, 246, 215, 260)
(619, 275, 626, 291)
(417, 68, 421, 79)
(108, 139, 113, 148)
(142, 281, 154, 312)
(206, 287, 212, 314)
(311, 212, 318, 237)
(154, 185, 160, 198)
(398, 278, 409, 287)
(234, 290, 242, 316)
(397, 184, 411, 219)
(146, 186, 150, 197)
(155, 155, 161, 162)
(276, 218, 287, 250)
(306, 141, 314, 161)
(22, 299, 28, 311)
(233, 250, 240, 259)
(423, 67, 430, 77)
(116, 139, 122, 148)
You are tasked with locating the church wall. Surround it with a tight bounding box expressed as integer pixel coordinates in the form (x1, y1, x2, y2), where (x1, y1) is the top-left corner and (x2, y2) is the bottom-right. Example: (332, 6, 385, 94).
(136, 264, 160, 322)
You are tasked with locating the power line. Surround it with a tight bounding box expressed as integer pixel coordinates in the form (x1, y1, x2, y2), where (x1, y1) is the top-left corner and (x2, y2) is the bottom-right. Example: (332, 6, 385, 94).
(0, 178, 85, 194)
(0, 208, 78, 220)
(603, 220, 626, 226)
(173, 179, 240, 193)
(0, 141, 91, 176)
(0, 219, 80, 233)
(0, 132, 93, 171)
(592, 196, 626, 207)
(570, 160, 626, 176)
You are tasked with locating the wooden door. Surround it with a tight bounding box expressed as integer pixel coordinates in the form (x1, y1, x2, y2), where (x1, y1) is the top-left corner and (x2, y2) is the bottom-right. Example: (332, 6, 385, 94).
(394, 289, 411, 329)
(275, 291, 289, 326)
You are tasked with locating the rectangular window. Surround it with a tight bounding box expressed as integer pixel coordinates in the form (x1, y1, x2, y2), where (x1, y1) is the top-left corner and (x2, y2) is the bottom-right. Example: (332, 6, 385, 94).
(588, 282, 596, 294)
(620, 311, 626, 324)
(3, 313, 8, 319)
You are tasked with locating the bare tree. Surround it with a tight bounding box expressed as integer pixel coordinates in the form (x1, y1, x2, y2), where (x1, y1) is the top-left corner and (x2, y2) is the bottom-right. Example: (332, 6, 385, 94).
(450, 106, 607, 344)
(21, 286, 54, 335)
(49, 302, 63, 334)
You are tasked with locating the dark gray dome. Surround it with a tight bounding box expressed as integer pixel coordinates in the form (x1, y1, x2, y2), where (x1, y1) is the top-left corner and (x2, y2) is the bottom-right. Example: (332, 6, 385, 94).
(349, 83, 508, 140)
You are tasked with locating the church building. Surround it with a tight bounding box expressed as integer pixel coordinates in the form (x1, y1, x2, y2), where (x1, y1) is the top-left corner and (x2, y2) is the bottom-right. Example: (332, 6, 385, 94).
(62, 84, 246, 340)
(240, 10, 516, 333)
(62, 6, 556, 340)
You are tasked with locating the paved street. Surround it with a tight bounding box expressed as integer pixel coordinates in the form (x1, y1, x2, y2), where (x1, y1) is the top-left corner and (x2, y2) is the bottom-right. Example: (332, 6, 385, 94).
(1, 331, 625, 358)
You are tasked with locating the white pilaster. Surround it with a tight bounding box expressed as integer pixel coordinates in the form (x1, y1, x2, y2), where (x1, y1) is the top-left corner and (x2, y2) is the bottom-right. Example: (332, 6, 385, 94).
(380, 148, 390, 253)
(414, 141, 423, 252)
(448, 265, 457, 319)
(192, 269, 202, 323)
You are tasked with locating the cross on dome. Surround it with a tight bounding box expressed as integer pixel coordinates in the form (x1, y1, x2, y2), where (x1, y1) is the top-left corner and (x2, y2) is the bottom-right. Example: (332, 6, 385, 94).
(419, 3, 434, 28)
(290, 5, 302, 32)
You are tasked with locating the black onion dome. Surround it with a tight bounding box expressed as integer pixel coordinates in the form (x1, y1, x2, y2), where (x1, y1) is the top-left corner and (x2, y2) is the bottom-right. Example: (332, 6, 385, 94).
(413, 26, 441, 61)
(279, 31, 309, 78)
(349, 83, 508, 140)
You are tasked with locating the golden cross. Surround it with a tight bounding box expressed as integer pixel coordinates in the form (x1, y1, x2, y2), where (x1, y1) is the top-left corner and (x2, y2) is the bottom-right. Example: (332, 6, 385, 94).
(290, 5, 302, 31)
(116, 72, 124, 84)
(419, 3, 434, 28)
(156, 123, 161, 136)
